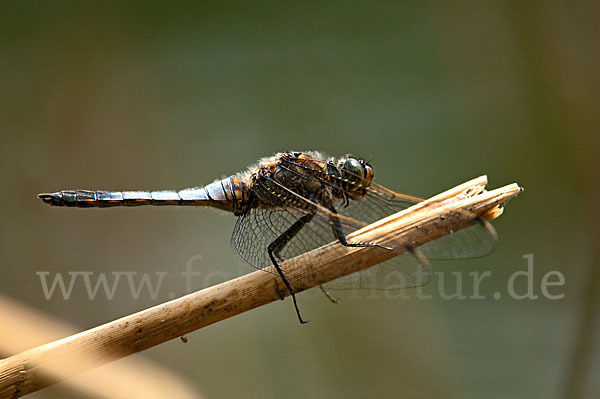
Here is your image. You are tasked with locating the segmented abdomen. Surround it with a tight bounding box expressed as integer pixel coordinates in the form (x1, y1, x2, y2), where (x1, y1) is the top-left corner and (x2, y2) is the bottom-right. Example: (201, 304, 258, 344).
(38, 176, 252, 214)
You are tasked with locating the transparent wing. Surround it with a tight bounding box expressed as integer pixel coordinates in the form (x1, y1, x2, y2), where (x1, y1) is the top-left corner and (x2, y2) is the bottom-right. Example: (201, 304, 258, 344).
(322, 252, 432, 290)
(231, 206, 333, 272)
(232, 174, 431, 290)
(420, 222, 497, 259)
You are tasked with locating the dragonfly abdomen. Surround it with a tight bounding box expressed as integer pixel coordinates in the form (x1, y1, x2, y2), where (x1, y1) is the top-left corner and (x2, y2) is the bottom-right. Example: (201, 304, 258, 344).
(38, 190, 189, 207)
(38, 177, 252, 214)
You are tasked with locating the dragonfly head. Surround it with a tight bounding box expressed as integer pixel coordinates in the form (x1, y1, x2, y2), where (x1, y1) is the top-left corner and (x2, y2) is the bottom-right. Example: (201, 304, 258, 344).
(337, 156, 374, 200)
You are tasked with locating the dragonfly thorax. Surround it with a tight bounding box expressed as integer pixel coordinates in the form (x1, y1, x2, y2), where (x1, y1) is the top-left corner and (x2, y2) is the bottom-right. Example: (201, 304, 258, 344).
(251, 155, 332, 209)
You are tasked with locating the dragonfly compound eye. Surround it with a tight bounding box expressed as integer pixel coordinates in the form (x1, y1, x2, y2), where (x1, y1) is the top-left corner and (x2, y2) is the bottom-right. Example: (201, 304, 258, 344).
(343, 158, 365, 179)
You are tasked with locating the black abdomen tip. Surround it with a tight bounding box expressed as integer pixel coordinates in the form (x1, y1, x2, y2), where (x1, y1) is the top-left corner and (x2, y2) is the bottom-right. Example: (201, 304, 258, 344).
(38, 192, 64, 206)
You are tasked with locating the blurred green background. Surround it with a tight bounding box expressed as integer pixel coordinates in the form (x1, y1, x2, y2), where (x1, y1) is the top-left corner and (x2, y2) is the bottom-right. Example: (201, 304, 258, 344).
(1, 1, 598, 398)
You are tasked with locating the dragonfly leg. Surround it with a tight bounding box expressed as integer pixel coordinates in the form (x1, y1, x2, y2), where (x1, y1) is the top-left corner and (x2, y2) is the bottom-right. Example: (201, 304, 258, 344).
(319, 285, 341, 304)
(267, 213, 314, 324)
(328, 205, 393, 251)
(405, 245, 432, 286)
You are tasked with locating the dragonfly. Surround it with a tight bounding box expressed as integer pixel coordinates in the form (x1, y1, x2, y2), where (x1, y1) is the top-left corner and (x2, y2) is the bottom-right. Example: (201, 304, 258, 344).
(39, 151, 497, 323)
